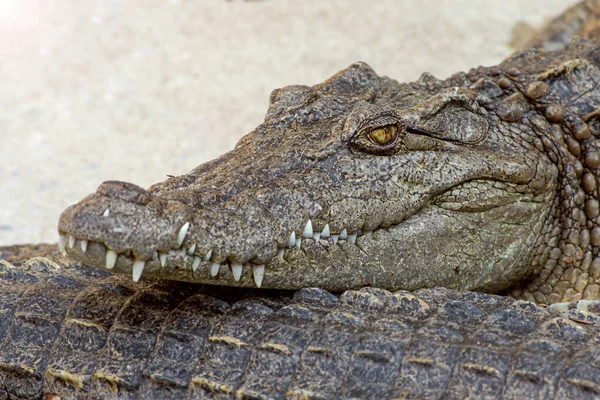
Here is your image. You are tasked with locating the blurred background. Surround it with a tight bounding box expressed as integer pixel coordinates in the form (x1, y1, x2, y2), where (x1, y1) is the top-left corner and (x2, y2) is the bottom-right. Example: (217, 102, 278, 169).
(0, 0, 578, 245)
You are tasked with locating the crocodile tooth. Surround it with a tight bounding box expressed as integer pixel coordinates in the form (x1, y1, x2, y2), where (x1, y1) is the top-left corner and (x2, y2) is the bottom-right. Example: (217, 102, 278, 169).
(321, 224, 330, 238)
(313, 232, 321, 241)
(331, 234, 339, 244)
(58, 235, 66, 255)
(159, 253, 167, 268)
(187, 243, 196, 255)
(231, 263, 243, 281)
(287, 231, 296, 248)
(80, 240, 88, 252)
(302, 220, 313, 238)
(253, 265, 265, 288)
(295, 237, 301, 249)
(363, 230, 373, 237)
(132, 259, 145, 282)
(192, 256, 201, 272)
(177, 222, 190, 247)
(348, 233, 357, 244)
(152, 251, 158, 260)
(339, 229, 348, 240)
(210, 262, 220, 277)
(68, 235, 76, 248)
(203, 249, 212, 261)
(106, 250, 117, 269)
(277, 248, 284, 260)
(102, 208, 110, 217)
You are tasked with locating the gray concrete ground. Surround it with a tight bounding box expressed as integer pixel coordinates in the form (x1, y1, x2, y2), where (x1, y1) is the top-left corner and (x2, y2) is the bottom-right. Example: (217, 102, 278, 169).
(0, 0, 578, 245)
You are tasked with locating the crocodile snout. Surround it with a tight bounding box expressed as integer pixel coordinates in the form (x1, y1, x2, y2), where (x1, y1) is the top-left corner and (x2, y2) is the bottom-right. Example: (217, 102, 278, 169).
(58, 180, 192, 281)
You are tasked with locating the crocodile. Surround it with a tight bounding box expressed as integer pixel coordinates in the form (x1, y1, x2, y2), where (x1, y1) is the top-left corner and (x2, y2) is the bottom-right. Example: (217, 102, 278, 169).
(3, 1, 600, 398)
(0, 244, 599, 399)
(58, 19, 600, 306)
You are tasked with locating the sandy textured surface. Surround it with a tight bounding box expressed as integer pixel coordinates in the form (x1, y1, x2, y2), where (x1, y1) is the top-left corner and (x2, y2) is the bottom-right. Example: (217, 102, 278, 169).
(0, 0, 578, 245)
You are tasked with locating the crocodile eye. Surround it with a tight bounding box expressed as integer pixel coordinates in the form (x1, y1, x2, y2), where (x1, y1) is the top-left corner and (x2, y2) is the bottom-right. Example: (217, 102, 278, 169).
(368, 125, 397, 145)
(346, 113, 406, 156)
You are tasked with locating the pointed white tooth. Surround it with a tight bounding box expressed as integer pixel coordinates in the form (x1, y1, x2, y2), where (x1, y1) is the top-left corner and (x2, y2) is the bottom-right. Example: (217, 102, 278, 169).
(192, 256, 201, 272)
(321, 224, 330, 238)
(339, 229, 348, 240)
(152, 251, 158, 260)
(106, 250, 117, 269)
(210, 262, 220, 277)
(102, 208, 110, 217)
(58, 235, 66, 255)
(159, 253, 167, 268)
(253, 265, 265, 288)
(231, 264, 243, 282)
(348, 233, 357, 244)
(187, 243, 196, 255)
(277, 248, 284, 260)
(302, 220, 313, 238)
(295, 238, 301, 249)
(80, 240, 88, 252)
(313, 232, 321, 241)
(331, 234, 339, 244)
(68, 235, 76, 248)
(132, 259, 145, 282)
(287, 231, 296, 248)
(176, 222, 190, 247)
(364, 230, 373, 237)
(203, 249, 212, 262)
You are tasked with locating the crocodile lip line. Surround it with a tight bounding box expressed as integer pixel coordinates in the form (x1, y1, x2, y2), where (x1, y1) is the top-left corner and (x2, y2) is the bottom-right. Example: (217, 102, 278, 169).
(58, 217, 374, 287)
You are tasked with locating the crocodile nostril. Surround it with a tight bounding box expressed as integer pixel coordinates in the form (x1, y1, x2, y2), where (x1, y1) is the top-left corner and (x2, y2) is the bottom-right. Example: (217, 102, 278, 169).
(96, 181, 152, 205)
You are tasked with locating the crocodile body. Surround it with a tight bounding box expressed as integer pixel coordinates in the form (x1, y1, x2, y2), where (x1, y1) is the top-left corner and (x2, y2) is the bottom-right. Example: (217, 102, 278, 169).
(0, 244, 599, 399)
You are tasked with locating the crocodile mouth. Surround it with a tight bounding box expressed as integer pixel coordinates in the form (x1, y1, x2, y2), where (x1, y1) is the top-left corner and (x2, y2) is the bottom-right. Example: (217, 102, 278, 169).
(58, 177, 543, 290)
(58, 221, 376, 288)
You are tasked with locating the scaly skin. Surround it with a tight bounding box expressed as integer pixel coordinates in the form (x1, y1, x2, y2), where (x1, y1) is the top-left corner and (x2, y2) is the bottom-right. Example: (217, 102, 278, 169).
(57, 38, 600, 305)
(0, 245, 599, 399)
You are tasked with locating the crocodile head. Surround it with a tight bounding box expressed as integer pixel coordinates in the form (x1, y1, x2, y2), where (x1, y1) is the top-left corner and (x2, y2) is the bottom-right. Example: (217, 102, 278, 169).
(61, 47, 593, 296)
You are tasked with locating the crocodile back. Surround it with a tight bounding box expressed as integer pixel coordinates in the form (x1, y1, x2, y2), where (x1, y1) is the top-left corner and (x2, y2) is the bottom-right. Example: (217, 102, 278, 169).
(0, 245, 599, 399)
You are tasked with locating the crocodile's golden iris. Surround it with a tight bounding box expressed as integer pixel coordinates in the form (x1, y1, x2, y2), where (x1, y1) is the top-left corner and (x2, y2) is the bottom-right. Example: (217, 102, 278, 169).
(368, 124, 398, 145)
